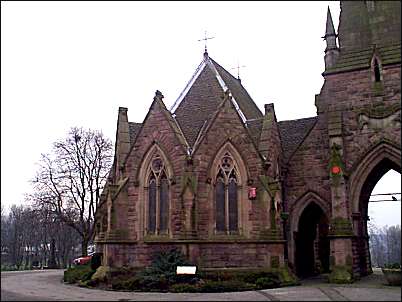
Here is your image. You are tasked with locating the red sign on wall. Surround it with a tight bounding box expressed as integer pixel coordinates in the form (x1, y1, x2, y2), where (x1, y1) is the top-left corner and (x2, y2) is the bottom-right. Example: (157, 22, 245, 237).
(248, 187, 257, 200)
(331, 166, 341, 174)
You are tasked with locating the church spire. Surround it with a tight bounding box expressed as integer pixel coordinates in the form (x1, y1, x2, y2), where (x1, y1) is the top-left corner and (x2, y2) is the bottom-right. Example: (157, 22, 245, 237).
(323, 6, 338, 51)
(323, 6, 339, 70)
(325, 6, 336, 39)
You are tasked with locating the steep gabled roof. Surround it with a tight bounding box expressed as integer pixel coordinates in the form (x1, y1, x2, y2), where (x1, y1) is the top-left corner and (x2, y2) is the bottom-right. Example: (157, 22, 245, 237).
(278, 116, 318, 163)
(211, 59, 263, 120)
(172, 53, 263, 147)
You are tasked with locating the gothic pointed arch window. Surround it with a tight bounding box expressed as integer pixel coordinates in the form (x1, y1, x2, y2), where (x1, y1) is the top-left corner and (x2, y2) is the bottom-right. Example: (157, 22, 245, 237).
(146, 152, 170, 235)
(371, 55, 383, 84)
(215, 152, 239, 234)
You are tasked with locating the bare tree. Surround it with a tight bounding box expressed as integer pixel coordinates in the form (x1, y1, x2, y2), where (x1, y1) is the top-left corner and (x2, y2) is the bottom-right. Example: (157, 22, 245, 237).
(31, 127, 113, 256)
(385, 225, 401, 265)
(1, 205, 12, 265)
(7, 205, 25, 268)
(369, 222, 401, 267)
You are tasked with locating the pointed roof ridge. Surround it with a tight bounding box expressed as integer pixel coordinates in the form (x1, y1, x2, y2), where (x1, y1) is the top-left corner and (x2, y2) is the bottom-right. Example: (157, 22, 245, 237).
(204, 57, 248, 123)
(324, 6, 336, 38)
(170, 57, 207, 113)
(209, 57, 263, 119)
(205, 56, 229, 91)
(173, 54, 263, 147)
(191, 89, 263, 160)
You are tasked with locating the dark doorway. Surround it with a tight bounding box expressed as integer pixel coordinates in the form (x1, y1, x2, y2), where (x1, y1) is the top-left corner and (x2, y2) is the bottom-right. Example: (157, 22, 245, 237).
(295, 202, 329, 278)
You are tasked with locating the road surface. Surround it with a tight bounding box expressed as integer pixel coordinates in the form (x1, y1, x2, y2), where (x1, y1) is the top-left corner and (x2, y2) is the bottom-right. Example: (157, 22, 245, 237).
(1, 268, 400, 301)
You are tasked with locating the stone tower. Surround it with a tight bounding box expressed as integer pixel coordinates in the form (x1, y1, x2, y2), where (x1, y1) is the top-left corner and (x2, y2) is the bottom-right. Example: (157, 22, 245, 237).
(315, 0, 401, 282)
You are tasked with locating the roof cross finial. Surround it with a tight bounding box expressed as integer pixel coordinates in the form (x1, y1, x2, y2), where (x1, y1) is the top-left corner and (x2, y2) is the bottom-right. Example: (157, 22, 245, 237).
(230, 61, 246, 80)
(198, 30, 214, 55)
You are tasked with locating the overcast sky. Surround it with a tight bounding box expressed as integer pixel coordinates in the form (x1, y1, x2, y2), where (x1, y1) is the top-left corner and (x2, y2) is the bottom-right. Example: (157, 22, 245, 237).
(1, 1, 400, 226)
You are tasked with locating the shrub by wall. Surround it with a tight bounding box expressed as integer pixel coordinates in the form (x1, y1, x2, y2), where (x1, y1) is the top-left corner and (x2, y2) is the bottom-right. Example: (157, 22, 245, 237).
(63, 264, 95, 284)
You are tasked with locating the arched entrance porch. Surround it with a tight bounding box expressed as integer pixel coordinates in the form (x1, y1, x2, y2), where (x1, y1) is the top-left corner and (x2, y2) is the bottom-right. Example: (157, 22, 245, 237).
(349, 142, 401, 277)
(289, 191, 331, 278)
(294, 202, 330, 277)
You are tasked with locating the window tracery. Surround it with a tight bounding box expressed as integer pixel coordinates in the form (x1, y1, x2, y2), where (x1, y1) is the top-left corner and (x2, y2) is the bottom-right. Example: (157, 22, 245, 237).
(215, 152, 239, 234)
(147, 153, 169, 235)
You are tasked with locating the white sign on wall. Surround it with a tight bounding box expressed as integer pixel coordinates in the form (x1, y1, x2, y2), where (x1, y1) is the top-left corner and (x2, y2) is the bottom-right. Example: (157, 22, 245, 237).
(176, 266, 197, 274)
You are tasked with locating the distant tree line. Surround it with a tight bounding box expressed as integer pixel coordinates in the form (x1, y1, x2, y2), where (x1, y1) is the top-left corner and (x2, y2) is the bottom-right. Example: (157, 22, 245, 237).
(1, 203, 81, 269)
(1, 127, 113, 270)
(369, 223, 401, 267)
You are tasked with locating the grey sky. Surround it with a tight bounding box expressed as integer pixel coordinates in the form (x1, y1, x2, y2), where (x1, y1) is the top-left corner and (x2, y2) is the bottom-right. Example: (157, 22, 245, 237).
(1, 1, 400, 226)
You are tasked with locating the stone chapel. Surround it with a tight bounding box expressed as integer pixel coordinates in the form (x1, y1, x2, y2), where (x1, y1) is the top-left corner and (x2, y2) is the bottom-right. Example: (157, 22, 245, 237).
(94, 1, 401, 282)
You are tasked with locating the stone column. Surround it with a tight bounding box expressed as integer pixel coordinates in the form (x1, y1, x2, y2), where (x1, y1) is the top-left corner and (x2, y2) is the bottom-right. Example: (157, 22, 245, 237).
(327, 110, 354, 283)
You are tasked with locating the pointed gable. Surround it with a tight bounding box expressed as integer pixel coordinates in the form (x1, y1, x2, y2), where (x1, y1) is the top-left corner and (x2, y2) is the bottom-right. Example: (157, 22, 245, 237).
(174, 63, 224, 147)
(122, 91, 189, 171)
(173, 53, 263, 147)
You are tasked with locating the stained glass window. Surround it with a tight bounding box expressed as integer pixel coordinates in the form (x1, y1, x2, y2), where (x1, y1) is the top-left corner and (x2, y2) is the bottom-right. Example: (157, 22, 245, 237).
(148, 178, 156, 233)
(147, 153, 169, 235)
(228, 178, 238, 232)
(215, 152, 239, 234)
(216, 179, 226, 232)
(159, 174, 169, 233)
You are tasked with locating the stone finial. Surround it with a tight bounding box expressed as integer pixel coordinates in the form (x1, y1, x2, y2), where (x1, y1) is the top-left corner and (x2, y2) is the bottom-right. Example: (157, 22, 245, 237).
(323, 6, 338, 51)
(264, 103, 275, 115)
(264, 103, 277, 123)
(154, 90, 164, 102)
(323, 6, 339, 69)
(324, 7, 336, 37)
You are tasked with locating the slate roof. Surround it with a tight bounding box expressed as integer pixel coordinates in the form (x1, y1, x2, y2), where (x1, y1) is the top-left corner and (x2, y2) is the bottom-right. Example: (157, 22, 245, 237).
(128, 122, 142, 144)
(277, 116, 318, 163)
(211, 59, 263, 120)
(126, 56, 318, 164)
(244, 116, 318, 163)
(324, 1, 400, 75)
(324, 43, 401, 75)
(246, 118, 264, 146)
(173, 54, 263, 147)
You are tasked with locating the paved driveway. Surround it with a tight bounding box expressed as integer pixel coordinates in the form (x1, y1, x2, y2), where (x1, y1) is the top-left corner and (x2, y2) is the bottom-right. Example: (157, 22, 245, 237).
(1, 269, 400, 301)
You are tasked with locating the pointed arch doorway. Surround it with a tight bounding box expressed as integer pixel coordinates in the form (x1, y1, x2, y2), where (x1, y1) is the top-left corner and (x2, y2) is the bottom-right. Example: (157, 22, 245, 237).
(349, 142, 401, 277)
(295, 202, 330, 277)
(352, 158, 401, 276)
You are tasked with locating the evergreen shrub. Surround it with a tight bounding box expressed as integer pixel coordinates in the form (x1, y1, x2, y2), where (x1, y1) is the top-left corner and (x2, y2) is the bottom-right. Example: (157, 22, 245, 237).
(64, 263, 95, 284)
